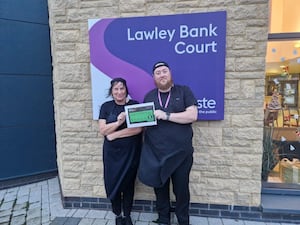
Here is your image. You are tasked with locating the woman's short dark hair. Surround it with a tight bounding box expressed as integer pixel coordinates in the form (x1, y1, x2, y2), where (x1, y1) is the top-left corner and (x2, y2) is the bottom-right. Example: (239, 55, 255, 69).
(107, 77, 129, 97)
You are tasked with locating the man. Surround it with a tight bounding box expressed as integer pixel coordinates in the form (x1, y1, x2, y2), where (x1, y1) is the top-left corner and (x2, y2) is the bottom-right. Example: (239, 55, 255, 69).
(138, 61, 198, 225)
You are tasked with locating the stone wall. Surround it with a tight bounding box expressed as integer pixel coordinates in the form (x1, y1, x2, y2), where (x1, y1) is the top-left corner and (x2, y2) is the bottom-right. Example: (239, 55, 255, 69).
(47, 0, 269, 207)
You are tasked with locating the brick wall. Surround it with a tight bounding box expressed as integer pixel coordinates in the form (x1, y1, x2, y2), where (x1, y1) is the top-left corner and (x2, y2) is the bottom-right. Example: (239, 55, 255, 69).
(47, 0, 269, 207)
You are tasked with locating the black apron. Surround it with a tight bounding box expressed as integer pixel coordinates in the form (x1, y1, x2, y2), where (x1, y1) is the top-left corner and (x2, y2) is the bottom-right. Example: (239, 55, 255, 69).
(138, 135, 192, 188)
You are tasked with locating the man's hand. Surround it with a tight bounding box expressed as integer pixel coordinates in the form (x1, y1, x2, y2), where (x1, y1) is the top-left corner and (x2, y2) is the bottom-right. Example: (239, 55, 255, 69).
(154, 109, 168, 120)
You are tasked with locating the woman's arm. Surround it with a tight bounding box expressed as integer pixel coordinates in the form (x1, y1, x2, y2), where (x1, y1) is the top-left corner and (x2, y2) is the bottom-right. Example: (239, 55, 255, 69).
(106, 127, 143, 141)
(98, 112, 126, 136)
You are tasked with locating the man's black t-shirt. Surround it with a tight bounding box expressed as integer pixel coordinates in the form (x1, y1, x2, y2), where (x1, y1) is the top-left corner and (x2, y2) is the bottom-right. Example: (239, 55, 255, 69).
(139, 85, 197, 187)
(143, 85, 197, 155)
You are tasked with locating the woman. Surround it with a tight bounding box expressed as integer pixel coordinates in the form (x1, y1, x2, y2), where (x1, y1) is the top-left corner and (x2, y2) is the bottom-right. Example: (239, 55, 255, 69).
(98, 78, 142, 225)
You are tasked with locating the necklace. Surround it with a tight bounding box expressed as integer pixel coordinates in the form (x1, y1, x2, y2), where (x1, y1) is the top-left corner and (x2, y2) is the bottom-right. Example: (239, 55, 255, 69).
(158, 90, 171, 108)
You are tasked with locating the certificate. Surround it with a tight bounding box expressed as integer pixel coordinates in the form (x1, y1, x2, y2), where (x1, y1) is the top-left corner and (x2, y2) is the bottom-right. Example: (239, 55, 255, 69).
(124, 102, 157, 128)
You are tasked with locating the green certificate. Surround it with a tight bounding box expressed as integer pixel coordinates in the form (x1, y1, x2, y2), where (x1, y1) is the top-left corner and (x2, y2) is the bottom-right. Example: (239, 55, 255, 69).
(125, 102, 157, 128)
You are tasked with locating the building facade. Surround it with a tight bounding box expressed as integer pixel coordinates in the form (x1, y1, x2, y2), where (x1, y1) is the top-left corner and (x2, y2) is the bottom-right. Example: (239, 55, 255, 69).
(47, 0, 277, 222)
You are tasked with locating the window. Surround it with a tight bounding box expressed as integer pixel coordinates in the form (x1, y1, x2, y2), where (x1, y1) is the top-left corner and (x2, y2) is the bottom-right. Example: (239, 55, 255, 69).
(264, 0, 300, 185)
(269, 0, 300, 33)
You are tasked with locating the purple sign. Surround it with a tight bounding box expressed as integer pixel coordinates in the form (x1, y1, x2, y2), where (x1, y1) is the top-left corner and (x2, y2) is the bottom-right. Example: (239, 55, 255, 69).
(88, 11, 226, 120)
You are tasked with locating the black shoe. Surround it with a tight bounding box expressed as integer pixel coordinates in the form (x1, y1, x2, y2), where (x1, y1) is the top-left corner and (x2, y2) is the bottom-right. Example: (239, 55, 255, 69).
(115, 215, 123, 225)
(123, 216, 133, 225)
(152, 218, 170, 225)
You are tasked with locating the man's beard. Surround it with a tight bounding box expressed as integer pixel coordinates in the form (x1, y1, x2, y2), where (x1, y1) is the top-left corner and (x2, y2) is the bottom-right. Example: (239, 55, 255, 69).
(155, 79, 173, 91)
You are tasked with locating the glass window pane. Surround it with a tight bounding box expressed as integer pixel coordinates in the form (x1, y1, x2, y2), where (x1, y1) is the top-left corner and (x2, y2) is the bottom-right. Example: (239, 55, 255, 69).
(264, 39, 300, 184)
(266, 40, 300, 76)
(269, 0, 300, 33)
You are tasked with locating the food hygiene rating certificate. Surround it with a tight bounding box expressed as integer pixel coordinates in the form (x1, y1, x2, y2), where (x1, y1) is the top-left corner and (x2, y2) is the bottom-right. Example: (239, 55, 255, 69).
(124, 102, 157, 128)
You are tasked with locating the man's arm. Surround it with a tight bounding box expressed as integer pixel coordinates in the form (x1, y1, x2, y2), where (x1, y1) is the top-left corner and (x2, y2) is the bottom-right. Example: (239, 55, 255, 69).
(154, 105, 198, 124)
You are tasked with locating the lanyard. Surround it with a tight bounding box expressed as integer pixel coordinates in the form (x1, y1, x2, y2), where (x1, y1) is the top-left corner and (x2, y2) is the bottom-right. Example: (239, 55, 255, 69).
(158, 90, 171, 108)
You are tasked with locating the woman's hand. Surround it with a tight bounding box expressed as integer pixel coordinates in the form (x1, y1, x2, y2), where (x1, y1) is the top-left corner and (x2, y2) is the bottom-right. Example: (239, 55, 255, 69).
(106, 133, 115, 141)
(116, 112, 126, 125)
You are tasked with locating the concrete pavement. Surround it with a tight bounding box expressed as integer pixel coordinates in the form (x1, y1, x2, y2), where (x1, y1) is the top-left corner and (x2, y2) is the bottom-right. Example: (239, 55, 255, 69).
(0, 177, 298, 225)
